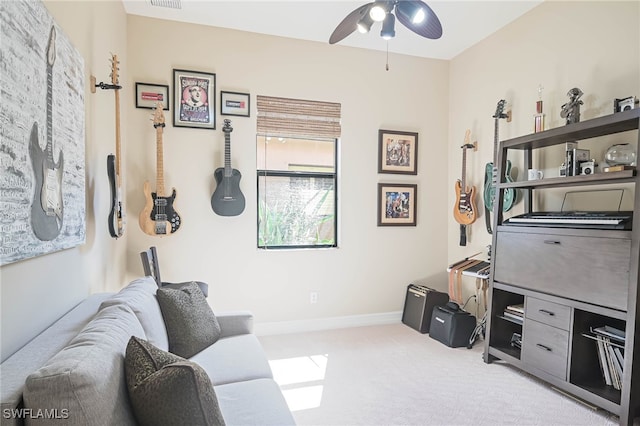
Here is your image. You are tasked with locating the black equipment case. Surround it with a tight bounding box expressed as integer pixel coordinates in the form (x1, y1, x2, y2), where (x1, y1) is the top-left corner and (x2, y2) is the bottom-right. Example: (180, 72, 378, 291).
(429, 303, 477, 348)
(401, 284, 449, 333)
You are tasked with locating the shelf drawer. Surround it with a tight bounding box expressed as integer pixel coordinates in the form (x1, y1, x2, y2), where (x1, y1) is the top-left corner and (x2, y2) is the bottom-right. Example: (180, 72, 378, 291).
(494, 230, 630, 311)
(526, 297, 571, 331)
(523, 319, 569, 380)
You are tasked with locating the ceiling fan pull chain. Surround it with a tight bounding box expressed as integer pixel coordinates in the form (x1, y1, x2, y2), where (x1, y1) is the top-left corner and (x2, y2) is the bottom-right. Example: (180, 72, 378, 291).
(386, 41, 389, 71)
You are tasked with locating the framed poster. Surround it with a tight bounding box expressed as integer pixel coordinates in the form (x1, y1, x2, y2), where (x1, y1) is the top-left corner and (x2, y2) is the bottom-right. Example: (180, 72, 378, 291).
(221, 91, 250, 117)
(377, 183, 417, 226)
(173, 69, 216, 129)
(135, 82, 169, 110)
(378, 129, 418, 175)
(0, 0, 86, 265)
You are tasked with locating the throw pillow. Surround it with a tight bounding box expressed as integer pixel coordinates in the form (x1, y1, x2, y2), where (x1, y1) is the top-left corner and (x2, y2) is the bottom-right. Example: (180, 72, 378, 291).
(157, 281, 221, 358)
(125, 336, 226, 426)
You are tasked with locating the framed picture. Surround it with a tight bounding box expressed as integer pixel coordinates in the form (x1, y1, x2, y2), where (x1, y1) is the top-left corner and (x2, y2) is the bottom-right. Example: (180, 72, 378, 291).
(173, 69, 216, 129)
(221, 91, 250, 117)
(377, 183, 417, 226)
(378, 129, 418, 175)
(135, 82, 169, 110)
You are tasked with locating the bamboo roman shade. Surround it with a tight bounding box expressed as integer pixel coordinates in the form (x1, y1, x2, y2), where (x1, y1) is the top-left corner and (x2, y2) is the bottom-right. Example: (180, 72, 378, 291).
(256, 96, 341, 140)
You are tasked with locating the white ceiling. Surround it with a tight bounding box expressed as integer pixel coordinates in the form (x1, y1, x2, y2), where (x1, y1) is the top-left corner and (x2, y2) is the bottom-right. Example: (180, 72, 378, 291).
(121, 0, 542, 60)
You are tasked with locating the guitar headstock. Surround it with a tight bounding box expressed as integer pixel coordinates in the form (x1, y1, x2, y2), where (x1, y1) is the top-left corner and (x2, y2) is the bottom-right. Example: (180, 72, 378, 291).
(152, 103, 165, 128)
(493, 99, 508, 119)
(46, 26, 56, 67)
(461, 129, 477, 150)
(223, 119, 233, 134)
(110, 54, 120, 86)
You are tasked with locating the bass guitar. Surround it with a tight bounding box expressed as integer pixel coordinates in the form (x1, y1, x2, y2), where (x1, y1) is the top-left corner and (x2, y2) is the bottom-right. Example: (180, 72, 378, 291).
(107, 54, 126, 238)
(483, 100, 516, 234)
(453, 130, 477, 246)
(139, 104, 181, 236)
(211, 119, 245, 216)
(29, 26, 63, 241)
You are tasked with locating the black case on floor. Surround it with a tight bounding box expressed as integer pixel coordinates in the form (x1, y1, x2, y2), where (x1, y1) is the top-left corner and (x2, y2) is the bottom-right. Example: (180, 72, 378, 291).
(402, 284, 449, 333)
(429, 304, 477, 348)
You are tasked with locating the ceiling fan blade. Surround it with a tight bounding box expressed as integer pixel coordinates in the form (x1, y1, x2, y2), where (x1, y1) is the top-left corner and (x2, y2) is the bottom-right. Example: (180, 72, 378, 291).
(329, 3, 373, 44)
(395, 1, 442, 40)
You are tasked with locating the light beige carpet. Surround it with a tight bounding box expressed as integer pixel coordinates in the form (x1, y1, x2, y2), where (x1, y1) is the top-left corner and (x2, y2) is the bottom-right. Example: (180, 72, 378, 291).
(259, 323, 632, 426)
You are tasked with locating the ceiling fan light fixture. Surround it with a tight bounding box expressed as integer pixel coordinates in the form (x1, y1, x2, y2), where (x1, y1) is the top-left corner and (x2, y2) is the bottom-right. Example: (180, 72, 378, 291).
(370, 3, 387, 22)
(357, 14, 374, 33)
(380, 12, 395, 40)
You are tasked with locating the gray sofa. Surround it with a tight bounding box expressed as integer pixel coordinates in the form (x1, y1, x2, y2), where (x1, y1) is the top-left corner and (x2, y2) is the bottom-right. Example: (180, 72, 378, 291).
(0, 276, 295, 426)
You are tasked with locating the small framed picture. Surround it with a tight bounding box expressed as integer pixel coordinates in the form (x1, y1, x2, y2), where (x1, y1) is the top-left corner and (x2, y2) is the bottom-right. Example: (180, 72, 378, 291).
(378, 129, 418, 175)
(377, 183, 417, 226)
(221, 91, 250, 117)
(173, 68, 216, 129)
(135, 83, 169, 110)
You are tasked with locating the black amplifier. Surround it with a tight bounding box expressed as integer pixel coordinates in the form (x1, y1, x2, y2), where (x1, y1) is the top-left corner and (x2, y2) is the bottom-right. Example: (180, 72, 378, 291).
(401, 284, 449, 333)
(429, 303, 477, 348)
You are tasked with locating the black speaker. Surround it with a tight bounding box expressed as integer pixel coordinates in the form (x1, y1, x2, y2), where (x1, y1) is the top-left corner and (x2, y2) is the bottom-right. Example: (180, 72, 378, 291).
(402, 284, 449, 333)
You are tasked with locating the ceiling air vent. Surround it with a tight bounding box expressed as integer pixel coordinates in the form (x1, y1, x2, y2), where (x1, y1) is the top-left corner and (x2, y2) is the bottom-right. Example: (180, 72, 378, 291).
(150, 0, 182, 9)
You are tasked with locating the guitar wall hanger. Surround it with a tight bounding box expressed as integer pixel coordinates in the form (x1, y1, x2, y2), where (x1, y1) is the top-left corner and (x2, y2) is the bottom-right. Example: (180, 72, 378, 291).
(89, 75, 122, 93)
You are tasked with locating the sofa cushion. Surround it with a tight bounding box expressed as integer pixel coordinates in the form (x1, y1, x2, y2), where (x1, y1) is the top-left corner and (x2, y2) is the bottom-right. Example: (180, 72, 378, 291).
(100, 276, 169, 350)
(157, 282, 221, 358)
(23, 304, 145, 426)
(215, 378, 296, 426)
(190, 334, 273, 385)
(125, 336, 225, 426)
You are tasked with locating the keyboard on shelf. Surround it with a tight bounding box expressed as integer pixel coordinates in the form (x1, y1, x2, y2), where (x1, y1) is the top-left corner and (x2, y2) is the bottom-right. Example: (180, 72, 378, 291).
(504, 211, 633, 230)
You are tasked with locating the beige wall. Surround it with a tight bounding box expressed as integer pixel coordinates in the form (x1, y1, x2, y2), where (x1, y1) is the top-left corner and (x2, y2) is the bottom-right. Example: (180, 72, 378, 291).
(2, 1, 638, 361)
(448, 1, 640, 305)
(124, 15, 450, 328)
(0, 0, 130, 361)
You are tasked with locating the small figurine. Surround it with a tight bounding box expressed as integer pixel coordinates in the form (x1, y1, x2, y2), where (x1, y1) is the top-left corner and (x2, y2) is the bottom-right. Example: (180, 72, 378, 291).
(560, 87, 584, 125)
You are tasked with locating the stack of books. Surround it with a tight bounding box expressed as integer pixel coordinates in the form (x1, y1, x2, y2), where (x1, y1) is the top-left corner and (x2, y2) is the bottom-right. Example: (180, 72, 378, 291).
(592, 325, 626, 390)
(503, 303, 524, 324)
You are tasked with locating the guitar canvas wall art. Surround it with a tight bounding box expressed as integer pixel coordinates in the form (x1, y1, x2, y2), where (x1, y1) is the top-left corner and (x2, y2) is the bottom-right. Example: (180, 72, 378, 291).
(0, 0, 86, 265)
(378, 129, 418, 175)
(173, 69, 216, 129)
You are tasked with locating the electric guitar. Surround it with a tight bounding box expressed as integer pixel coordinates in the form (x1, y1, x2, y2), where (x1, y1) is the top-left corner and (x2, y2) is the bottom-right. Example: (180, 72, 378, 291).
(139, 104, 181, 236)
(453, 130, 477, 246)
(107, 54, 125, 238)
(483, 100, 516, 234)
(29, 25, 63, 241)
(211, 119, 245, 216)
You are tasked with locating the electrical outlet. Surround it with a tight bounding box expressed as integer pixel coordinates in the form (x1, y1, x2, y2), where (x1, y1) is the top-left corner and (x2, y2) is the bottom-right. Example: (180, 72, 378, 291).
(310, 292, 318, 304)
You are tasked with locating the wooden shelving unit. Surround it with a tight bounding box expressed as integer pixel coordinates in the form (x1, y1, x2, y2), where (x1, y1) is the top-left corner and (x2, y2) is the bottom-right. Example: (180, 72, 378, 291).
(484, 108, 640, 425)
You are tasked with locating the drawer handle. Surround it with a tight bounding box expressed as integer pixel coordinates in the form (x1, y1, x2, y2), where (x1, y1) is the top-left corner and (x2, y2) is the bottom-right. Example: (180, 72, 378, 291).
(539, 309, 555, 316)
(536, 343, 552, 352)
(543, 240, 561, 245)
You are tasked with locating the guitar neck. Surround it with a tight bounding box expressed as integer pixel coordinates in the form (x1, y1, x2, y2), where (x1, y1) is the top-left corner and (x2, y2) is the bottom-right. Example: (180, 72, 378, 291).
(46, 63, 53, 162)
(114, 88, 122, 177)
(224, 131, 232, 177)
(493, 118, 499, 168)
(155, 125, 165, 196)
(461, 147, 467, 190)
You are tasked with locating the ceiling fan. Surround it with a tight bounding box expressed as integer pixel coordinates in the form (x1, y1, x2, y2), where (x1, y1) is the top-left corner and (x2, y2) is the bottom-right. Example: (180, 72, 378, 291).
(329, 0, 442, 45)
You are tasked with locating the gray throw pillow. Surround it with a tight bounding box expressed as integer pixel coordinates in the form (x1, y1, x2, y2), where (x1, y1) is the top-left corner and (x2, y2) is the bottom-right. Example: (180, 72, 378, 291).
(125, 336, 226, 426)
(157, 281, 221, 358)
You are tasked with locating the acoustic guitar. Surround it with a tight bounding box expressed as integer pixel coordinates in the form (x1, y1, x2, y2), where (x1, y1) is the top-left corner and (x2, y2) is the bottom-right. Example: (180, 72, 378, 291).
(139, 104, 181, 236)
(453, 130, 477, 246)
(29, 26, 63, 241)
(107, 54, 126, 238)
(211, 119, 245, 216)
(483, 100, 516, 234)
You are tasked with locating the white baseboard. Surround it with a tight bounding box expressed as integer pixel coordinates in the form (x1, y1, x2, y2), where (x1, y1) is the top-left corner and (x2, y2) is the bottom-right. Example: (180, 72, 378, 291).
(254, 311, 403, 336)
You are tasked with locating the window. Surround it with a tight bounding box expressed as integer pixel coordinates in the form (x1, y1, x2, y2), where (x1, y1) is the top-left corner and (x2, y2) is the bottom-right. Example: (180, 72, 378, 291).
(256, 96, 340, 249)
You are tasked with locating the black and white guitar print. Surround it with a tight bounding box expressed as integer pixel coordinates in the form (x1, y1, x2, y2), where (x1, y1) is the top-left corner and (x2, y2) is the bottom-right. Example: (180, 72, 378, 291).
(29, 26, 64, 241)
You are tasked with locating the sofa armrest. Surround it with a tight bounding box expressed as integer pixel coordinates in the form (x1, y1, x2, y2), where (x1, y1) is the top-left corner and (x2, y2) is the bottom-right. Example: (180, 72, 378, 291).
(216, 311, 254, 337)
